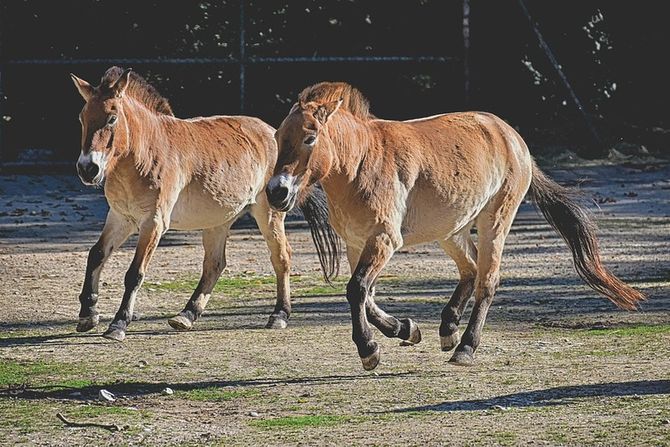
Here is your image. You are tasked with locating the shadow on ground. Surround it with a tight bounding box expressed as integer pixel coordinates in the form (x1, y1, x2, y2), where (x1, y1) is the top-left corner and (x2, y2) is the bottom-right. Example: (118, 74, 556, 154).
(0, 371, 413, 401)
(397, 379, 670, 412)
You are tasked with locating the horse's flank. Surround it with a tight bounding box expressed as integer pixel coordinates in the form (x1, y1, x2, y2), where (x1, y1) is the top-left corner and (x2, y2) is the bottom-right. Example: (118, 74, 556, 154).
(308, 95, 529, 249)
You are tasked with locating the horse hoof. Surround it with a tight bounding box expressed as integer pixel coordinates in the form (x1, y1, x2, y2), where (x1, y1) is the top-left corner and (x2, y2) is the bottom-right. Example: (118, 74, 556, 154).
(408, 319, 422, 344)
(440, 332, 461, 352)
(102, 327, 126, 342)
(449, 350, 475, 366)
(76, 315, 99, 333)
(265, 315, 288, 329)
(168, 315, 193, 331)
(361, 345, 381, 371)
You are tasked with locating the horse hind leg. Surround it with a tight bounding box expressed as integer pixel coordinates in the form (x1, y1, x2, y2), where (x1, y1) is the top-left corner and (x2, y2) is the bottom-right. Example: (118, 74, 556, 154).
(438, 227, 478, 352)
(168, 224, 231, 331)
(450, 188, 523, 366)
(251, 198, 292, 329)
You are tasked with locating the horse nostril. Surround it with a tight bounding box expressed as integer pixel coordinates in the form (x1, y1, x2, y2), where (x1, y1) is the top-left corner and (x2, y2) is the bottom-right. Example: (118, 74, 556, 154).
(86, 163, 100, 179)
(77, 161, 99, 181)
(268, 185, 290, 203)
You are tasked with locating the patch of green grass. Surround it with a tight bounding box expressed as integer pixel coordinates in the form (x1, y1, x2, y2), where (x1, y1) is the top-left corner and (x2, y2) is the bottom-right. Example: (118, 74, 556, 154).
(0, 360, 56, 386)
(0, 400, 58, 434)
(145, 273, 411, 300)
(0, 360, 96, 389)
(146, 275, 281, 297)
(250, 414, 348, 429)
(178, 387, 260, 402)
(582, 324, 670, 337)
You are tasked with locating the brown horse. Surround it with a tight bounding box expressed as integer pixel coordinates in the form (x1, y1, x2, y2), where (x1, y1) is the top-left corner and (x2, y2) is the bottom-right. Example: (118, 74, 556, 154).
(70, 67, 331, 341)
(267, 81, 645, 370)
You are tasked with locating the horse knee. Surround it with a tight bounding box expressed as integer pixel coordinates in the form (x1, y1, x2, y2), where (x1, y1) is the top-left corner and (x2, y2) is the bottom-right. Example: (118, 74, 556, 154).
(124, 268, 144, 290)
(86, 242, 106, 270)
(346, 278, 366, 306)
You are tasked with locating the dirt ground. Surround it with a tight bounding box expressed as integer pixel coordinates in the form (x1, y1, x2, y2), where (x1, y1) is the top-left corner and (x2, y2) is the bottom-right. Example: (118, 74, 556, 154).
(0, 160, 669, 446)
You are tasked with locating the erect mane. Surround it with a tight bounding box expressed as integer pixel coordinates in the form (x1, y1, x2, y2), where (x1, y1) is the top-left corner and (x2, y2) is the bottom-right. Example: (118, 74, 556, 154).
(298, 82, 373, 120)
(100, 66, 174, 116)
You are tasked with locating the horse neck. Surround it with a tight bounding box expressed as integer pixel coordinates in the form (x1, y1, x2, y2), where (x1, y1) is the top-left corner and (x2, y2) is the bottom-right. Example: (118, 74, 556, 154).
(325, 112, 375, 180)
(123, 98, 176, 178)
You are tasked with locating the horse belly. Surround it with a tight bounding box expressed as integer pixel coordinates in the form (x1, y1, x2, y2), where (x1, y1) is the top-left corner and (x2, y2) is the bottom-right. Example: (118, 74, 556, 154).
(400, 186, 493, 247)
(169, 185, 249, 231)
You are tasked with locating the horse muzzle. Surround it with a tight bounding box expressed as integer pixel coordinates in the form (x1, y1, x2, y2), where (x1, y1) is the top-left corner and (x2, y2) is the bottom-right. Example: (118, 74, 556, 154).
(266, 174, 299, 212)
(76, 151, 106, 186)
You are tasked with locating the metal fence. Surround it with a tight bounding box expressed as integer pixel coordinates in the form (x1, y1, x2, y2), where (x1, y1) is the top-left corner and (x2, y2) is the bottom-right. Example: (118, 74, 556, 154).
(0, 0, 468, 169)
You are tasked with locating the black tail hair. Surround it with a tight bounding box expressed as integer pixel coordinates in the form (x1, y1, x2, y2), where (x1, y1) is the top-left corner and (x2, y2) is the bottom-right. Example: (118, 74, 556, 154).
(298, 184, 342, 283)
(529, 163, 645, 310)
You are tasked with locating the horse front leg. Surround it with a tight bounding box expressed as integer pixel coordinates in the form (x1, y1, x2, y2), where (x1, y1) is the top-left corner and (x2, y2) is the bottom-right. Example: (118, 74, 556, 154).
(103, 214, 165, 341)
(348, 245, 421, 347)
(348, 232, 402, 371)
(77, 210, 133, 332)
(252, 200, 292, 329)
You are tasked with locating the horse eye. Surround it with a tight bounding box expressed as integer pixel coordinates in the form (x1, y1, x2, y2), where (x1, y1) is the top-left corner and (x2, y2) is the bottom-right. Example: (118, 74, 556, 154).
(304, 135, 316, 146)
(107, 115, 118, 126)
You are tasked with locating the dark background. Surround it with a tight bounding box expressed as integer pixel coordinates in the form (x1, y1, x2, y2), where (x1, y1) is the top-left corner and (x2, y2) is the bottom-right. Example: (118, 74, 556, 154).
(1, 0, 668, 168)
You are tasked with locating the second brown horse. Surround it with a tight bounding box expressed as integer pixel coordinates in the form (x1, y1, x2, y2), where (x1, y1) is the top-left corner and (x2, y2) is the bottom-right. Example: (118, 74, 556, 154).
(267, 81, 645, 370)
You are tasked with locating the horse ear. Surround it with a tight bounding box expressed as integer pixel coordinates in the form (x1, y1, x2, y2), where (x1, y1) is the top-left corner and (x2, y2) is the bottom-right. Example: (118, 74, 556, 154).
(315, 98, 343, 124)
(289, 102, 301, 114)
(111, 68, 132, 97)
(70, 74, 94, 101)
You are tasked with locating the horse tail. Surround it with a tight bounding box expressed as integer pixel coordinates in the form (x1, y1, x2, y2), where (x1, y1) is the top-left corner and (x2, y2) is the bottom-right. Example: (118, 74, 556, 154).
(298, 183, 342, 284)
(529, 162, 645, 310)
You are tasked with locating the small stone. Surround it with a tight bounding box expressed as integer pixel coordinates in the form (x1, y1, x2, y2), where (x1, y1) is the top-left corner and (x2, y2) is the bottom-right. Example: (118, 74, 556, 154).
(491, 405, 510, 411)
(161, 387, 174, 396)
(399, 340, 414, 346)
(138, 360, 149, 368)
(177, 361, 190, 367)
(98, 389, 116, 402)
(69, 391, 82, 397)
(248, 411, 259, 418)
(661, 419, 670, 425)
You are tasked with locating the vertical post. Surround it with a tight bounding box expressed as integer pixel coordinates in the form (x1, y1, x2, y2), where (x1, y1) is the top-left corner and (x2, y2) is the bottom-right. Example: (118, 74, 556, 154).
(239, 0, 246, 113)
(0, 4, 4, 167)
(517, 0, 604, 157)
(462, 0, 470, 107)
